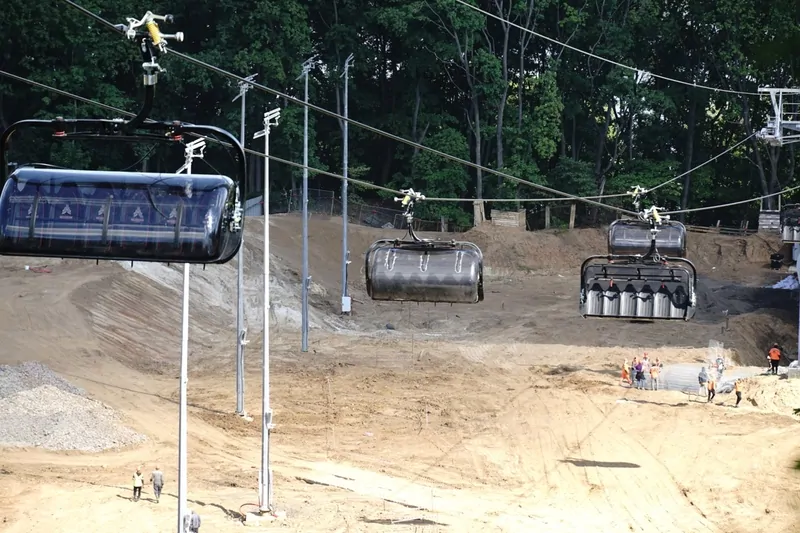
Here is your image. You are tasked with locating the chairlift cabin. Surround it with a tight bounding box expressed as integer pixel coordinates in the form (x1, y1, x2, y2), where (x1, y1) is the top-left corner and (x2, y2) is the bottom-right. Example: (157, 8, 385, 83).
(780, 203, 800, 243)
(0, 167, 241, 263)
(0, 11, 247, 265)
(364, 189, 484, 304)
(607, 219, 687, 257)
(580, 214, 697, 321)
(365, 238, 484, 304)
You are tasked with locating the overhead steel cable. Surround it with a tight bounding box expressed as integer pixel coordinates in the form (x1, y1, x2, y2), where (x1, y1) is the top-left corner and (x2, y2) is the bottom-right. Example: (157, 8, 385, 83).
(451, 0, 760, 97)
(56, 0, 641, 216)
(3, 69, 790, 216)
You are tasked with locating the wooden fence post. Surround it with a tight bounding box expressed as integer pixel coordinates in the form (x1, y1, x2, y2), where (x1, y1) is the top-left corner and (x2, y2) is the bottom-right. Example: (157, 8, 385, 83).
(569, 203, 576, 229)
(545, 204, 551, 229)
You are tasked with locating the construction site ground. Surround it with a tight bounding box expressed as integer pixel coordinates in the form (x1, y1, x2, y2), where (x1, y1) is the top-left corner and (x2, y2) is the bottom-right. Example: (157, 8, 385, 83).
(1, 214, 799, 533)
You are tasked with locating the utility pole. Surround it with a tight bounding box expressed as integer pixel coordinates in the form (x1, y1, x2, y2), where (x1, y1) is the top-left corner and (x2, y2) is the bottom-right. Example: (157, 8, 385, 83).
(253, 108, 280, 512)
(340, 54, 354, 315)
(297, 57, 316, 352)
(174, 138, 206, 533)
(232, 73, 257, 416)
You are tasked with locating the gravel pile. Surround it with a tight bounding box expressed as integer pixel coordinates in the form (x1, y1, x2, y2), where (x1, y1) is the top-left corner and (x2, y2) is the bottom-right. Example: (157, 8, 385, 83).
(0, 362, 146, 452)
(0, 361, 85, 398)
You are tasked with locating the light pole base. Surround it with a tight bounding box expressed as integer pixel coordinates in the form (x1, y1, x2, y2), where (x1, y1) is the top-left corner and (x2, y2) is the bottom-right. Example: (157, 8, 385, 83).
(243, 510, 286, 527)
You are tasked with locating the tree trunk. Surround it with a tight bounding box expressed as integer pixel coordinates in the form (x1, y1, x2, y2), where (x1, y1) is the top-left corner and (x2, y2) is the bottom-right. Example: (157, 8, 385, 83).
(680, 92, 697, 222)
(741, 96, 772, 207)
(473, 97, 483, 199)
(590, 105, 613, 222)
(494, 3, 511, 174)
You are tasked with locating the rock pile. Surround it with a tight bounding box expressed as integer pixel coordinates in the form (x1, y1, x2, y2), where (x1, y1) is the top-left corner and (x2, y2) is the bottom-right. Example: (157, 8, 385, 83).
(0, 362, 146, 452)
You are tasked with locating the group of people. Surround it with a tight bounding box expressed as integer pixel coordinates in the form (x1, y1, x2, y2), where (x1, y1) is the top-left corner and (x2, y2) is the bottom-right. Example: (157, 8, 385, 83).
(698, 366, 743, 406)
(621, 354, 663, 390)
(131, 465, 201, 532)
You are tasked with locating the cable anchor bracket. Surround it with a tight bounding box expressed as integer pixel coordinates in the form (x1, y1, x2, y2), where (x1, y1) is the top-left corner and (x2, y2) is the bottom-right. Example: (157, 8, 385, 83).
(627, 185, 649, 213)
(394, 188, 426, 241)
(639, 205, 669, 262)
(115, 12, 184, 85)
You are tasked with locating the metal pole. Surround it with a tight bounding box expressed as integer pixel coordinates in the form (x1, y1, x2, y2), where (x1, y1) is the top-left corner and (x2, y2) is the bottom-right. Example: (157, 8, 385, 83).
(254, 108, 280, 511)
(299, 58, 315, 352)
(175, 139, 205, 533)
(233, 73, 257, 415)
(341, 54, 354, 315)
(177, 262, 189, 533)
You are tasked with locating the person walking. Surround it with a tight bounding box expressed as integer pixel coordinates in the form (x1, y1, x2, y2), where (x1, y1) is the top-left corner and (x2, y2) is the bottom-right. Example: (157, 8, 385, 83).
(185, 509, 201, 533)
(150, 465, 164, 503)
(707, 377, 716, 403)
(768, 344, 781, 375)
(621, 359, 632, 386)
(698, 367, 708, 397)
(132, 467, 144, 502)
(734, 379, 743, 408)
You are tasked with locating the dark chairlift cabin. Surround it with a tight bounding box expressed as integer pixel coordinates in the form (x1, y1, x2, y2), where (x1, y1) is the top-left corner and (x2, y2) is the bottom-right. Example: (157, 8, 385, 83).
(0, 168, 242, 263)
(0, 12, 246, 266)
(364, 189, 485, 305)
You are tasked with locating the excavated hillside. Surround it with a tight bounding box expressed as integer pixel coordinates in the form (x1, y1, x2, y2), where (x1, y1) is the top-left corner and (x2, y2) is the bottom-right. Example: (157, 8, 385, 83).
(1, 214, 799, 533)
(44, 214, 793, 369)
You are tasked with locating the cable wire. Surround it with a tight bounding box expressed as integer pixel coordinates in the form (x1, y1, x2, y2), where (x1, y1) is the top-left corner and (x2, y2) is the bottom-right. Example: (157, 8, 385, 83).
(645, 133, 755, 194)
(0, 69, 446, 201)
(451, 0, 761, 97)
(3, 69, 789, 218)
(55, 0, 640, 216)
(663, 184, 800, 215)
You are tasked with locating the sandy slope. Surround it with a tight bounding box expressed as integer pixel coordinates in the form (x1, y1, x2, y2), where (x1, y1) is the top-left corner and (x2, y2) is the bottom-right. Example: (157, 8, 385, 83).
(0, 216, 799, 533)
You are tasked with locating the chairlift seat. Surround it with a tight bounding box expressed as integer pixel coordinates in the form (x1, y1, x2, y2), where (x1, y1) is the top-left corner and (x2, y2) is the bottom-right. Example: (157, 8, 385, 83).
(780, 204, 800, 243)
(580, 257, 697, 321)
(365, 239, 484, 304)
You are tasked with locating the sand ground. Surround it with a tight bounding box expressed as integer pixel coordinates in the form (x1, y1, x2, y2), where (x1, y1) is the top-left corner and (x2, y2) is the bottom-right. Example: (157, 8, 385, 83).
(0, 215, 799, 533)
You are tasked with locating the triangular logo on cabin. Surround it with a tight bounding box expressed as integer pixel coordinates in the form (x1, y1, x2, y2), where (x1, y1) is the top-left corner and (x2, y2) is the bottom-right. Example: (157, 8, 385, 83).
(60, 205, 72, 219)
(132, 207, 144, 222)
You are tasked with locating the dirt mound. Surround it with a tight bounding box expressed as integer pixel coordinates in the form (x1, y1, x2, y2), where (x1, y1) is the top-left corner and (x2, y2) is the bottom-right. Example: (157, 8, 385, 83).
(460, 223, 783, 280)
(740, 375, 800, 416)
(728, 308, 798, 365)
(686, 232, 785, 280)
(462, 225, 607, 275)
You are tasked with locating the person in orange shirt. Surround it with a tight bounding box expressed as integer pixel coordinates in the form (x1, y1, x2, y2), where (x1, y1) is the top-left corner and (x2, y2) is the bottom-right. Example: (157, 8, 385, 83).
(707, 378, 716, 403)
(649, 364, 660, 390)
(621, 359, 632, 386)
(734, 379, 742, 407)
(768, 344, 781, 375)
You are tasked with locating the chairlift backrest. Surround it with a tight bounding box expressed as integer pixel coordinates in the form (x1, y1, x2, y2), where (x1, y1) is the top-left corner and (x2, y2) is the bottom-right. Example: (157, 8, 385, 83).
(608, 219, 686, 257)
(780, 203, 800, 226)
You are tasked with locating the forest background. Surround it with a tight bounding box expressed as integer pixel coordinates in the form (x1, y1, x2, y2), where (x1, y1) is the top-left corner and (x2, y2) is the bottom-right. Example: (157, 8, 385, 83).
(2, 0, 799, 228)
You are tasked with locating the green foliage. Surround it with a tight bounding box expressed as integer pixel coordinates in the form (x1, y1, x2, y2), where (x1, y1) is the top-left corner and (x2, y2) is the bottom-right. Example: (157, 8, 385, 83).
(393, 127, 471, 226)
(0, 0, 797, 227)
